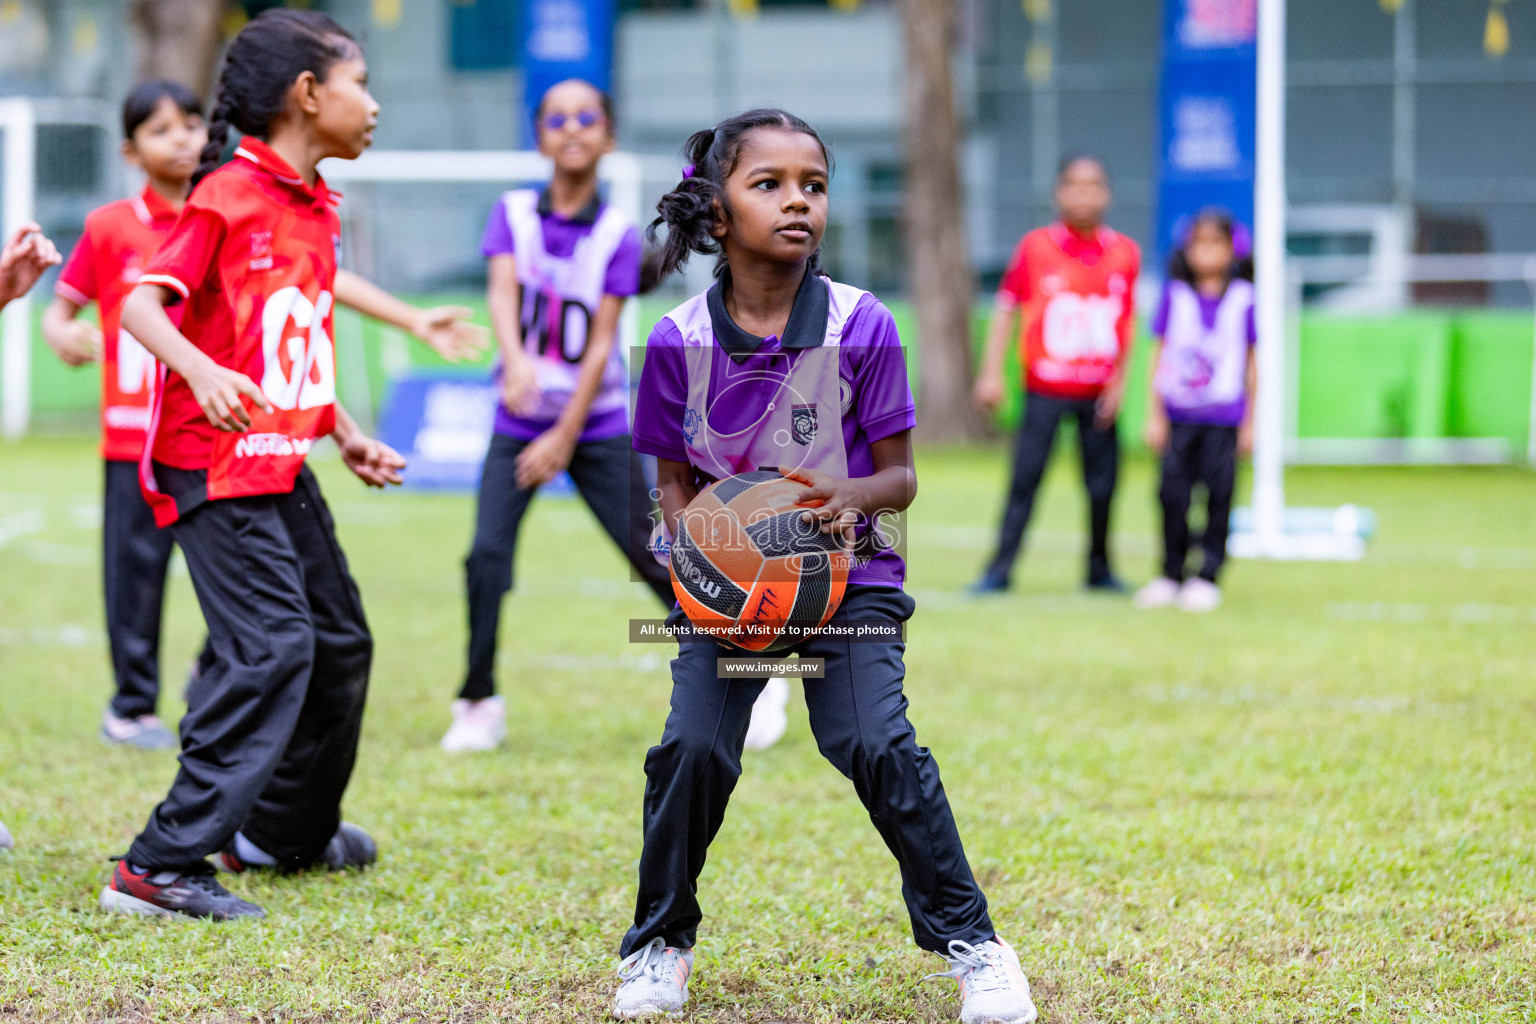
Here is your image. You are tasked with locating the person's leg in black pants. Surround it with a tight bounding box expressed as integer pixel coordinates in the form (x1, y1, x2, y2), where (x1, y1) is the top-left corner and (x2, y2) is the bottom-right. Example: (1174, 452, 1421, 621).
(239, 467, 372, 868)
(980, 391, 1065, 588)
(1073, 398, 1121, 586)
(565, 434, 675, 608)
(797, 587, 993, 952)
(622, 603, 763, 956)
(1158, 423, 1200, 582)
(125, 474, 318, 873)
(461, 434, 539, 701)
(1195, 425, 1239, 584)
(102, 459, 176, 720)
(621, 588, 994, 958)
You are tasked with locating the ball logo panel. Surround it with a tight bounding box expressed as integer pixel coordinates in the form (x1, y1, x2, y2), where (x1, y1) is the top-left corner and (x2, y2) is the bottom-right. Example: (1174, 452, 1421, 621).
(669, 472, 851, 653)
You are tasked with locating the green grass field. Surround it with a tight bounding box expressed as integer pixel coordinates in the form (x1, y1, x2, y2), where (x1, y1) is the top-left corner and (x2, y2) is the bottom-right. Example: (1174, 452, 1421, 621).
(2, 436, 1534, 1023)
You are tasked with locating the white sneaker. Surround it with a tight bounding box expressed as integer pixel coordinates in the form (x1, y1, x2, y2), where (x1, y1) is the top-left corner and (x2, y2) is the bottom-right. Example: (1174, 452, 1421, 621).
(1177, 578, 1222, 613)
(614, 937, 692, 1018)
(743, 676, 789, 752)
(0, 820, 12, 851)
(927, 938, 1037, 1024)
(101, 712, 177, 750)
(1133, 577, 1182, 609)
(439, 696, 507, 752)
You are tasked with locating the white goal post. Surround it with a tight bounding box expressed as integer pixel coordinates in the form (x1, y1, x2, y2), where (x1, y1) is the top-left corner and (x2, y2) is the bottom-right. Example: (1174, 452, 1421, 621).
(322, 149, 678, 427)
(0, 98, 37, 440)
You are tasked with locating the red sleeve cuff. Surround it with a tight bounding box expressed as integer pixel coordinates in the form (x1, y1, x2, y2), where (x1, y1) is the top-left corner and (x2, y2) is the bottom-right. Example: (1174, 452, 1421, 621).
(139, 273, 190, 301)
(54, 281, 91, 306)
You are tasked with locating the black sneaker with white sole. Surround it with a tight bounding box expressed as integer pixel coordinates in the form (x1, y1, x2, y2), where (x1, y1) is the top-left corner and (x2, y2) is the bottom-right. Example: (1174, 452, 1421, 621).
(214, 821, 377, 874)
(99, 861, 265, 921)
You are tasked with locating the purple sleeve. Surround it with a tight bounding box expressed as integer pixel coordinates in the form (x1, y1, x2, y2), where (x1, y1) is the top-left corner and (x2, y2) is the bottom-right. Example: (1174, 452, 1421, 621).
(846, 297, 917, 443)
(479, 196, 515, 258)
(603, 225, 642, 297)
(1246, 300, 1257, 345)
(1151, 282, 1172, 337)
(631, 320, 689, 462)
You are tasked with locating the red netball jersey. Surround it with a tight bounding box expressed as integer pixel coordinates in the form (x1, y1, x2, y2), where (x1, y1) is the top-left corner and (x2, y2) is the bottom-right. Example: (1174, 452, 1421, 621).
(55, 186, 181, 462)
(138, 138, 341, 525)
(998, 223, 1141, 400)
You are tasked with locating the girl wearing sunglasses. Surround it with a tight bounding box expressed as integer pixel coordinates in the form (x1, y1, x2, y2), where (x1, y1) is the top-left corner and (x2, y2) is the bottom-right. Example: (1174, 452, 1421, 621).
(442, 80, 675, 751)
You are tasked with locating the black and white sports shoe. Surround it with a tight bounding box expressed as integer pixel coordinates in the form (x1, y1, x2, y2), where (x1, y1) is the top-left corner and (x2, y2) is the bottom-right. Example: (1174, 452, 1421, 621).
(99, 861, 265, 921)
(214, 822, 377, 874)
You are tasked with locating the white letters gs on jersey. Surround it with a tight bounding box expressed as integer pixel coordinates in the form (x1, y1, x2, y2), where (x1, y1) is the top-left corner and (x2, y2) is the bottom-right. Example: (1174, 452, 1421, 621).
(260, 287, 337, 411)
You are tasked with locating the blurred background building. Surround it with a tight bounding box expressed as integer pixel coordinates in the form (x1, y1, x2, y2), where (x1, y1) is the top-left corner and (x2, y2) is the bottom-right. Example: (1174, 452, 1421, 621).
(3, 0, 1533, 461)
(5, 0, 1535, 299)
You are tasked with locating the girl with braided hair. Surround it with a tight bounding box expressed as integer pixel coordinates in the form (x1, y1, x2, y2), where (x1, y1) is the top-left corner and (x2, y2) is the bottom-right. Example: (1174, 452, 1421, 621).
(612, 110, 1037, 1023)
(101, 9, 481, 921)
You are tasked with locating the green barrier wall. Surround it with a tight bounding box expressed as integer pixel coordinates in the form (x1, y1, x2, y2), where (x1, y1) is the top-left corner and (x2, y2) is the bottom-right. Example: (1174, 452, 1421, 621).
(12, 298, 1533, 458)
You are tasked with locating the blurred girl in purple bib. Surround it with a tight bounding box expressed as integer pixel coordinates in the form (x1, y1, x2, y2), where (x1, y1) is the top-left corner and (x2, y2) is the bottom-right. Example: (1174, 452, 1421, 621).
(1136, 209, 1258, 613)
(443, 80, 676, 752)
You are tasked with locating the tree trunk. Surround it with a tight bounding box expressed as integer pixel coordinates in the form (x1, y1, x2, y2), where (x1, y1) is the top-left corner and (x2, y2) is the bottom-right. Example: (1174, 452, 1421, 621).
(898, 0, 987, 442)
(131, 0, 228, 99)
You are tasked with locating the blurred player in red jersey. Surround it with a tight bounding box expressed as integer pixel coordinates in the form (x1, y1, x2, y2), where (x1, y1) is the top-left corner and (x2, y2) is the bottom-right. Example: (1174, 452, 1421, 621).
(43, 81, 208, 750)
(43, 81, 479, 754)
(100, 10, 481, 921)
(972, 154, 1140, 594)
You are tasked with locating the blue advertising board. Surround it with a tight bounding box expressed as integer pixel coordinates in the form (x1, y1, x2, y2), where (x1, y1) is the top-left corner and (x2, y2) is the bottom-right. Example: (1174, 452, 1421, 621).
(377, 372, 576, 495)
(519, 0, 617, 145)
(1156, 0, 1258, 263)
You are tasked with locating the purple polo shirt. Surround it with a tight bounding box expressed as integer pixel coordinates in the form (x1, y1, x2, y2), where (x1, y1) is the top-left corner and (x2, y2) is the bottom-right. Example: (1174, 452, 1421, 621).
(480, 191, 643, 441)
(632, 280, 916, 587)
(1151, 279, 1257, 427)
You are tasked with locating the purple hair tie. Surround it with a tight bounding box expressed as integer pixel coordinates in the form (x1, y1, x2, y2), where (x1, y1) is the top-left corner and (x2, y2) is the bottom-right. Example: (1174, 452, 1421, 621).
(1230, 221, 1253, 260)
(681, 163, 696, 179)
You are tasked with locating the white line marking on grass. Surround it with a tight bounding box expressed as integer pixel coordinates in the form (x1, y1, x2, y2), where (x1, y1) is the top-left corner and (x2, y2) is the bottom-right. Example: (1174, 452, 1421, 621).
(1326, 602, 1536, 625)
(507, 651, 665, 673)
(0, 624, 96, 647)
(0, 509, 44, 549)
(1143, 684, 1436, 716)
(19, 540, 95, 566)
(69, 503, 102, 530)
(328, 501, 406, 527)
(909, 525, 1158, 557)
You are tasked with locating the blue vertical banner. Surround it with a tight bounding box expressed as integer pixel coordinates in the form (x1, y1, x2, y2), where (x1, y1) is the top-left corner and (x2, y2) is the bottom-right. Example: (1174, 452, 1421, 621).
(520, 0, 617, 145)
(1156, 0, 1258, 264)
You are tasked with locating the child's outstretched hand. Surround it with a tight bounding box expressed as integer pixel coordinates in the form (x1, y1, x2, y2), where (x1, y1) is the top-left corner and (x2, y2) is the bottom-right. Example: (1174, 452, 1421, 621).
(413, 305, 490, 362)
(0, 224, 60, 308)
(339, 433, 407, 488)
(779, 465, 863, 546)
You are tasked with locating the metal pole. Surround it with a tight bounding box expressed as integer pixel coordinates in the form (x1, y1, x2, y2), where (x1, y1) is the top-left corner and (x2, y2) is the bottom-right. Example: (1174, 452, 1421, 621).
(1027, 0, 1057, 228)
(1527, 260, 1536, 466)
(1252, 0, 1288, 549)
(1392, 0, 1416, 209)
(1390, 0, 1416, 307)
(1, 99, 37, 441)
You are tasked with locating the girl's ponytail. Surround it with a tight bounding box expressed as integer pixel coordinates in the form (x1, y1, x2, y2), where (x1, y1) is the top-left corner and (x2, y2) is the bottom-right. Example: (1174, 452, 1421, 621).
(640, 129, 723, 291)
(640, 109, 831, 292)
(193, 85, 234, 189)
(189, 9, 356, 190)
